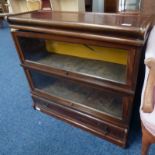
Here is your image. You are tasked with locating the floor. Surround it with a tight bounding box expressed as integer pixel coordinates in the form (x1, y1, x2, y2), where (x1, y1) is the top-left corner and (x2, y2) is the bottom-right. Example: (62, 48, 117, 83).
(0, 24, 155, 155)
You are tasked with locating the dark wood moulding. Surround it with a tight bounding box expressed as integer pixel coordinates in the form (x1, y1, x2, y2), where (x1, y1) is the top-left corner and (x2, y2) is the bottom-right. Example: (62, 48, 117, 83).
(8, 10, 153, 45)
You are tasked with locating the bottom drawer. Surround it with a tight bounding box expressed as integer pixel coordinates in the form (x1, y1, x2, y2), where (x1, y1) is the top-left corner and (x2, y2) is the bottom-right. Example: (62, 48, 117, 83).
(32, 95, 128, 147)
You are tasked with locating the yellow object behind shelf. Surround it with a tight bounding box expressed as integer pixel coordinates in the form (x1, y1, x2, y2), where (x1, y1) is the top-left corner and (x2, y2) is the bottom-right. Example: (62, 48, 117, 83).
(46, 40, 128, 65)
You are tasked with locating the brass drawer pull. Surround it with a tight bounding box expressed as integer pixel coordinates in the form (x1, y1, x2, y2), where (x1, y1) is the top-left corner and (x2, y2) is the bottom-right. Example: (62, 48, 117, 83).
(102, 126, 109, 135)
(66, 72, 69, 76)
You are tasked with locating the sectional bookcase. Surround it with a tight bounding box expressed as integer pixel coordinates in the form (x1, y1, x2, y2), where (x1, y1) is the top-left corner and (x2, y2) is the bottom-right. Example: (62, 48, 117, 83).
(8, 10, 152, 147)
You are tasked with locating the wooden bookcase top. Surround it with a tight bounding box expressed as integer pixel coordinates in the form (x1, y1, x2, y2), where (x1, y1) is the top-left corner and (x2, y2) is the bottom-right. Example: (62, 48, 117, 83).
(8, 10, 153, 46)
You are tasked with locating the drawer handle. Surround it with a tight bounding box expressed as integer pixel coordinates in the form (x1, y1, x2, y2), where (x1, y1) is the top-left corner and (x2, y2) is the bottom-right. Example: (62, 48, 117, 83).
(66, 72, 69, 76)
(102, 126, 109, 135)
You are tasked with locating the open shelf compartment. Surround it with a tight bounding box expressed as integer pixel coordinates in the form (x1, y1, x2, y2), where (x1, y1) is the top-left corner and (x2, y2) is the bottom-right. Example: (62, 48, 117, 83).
(17, 35, 128, 84)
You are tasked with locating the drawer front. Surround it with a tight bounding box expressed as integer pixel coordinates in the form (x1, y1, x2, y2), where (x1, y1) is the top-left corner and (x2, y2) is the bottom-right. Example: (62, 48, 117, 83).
(32, 95, 128, 147)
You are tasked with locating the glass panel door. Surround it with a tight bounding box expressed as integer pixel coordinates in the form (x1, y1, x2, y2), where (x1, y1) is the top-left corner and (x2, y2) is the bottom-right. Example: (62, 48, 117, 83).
(17, 35, 128, 84)
(30, 70, 123, 119)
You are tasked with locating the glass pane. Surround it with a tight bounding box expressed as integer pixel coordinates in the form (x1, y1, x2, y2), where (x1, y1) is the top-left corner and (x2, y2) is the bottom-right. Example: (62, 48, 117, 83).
(30, 70, 123, 119)
(18, 36, 128, 83)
